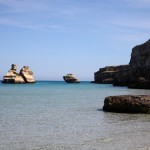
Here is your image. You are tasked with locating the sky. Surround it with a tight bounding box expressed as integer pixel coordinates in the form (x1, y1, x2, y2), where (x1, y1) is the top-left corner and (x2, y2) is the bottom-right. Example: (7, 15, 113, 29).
(0, 0, 150, 81)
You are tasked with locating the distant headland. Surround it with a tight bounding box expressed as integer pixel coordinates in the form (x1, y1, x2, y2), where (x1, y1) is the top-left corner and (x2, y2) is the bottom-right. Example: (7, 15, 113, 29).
(2, 64, 35, 83)
(93, 39, 150, 89)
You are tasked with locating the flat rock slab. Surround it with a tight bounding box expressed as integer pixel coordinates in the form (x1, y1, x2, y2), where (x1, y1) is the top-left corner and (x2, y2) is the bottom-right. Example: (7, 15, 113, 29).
(103, 95, 150, 114)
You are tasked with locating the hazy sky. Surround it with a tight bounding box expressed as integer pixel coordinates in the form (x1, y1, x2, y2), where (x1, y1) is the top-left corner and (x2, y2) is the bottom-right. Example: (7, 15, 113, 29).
(0, 0, 150, 81)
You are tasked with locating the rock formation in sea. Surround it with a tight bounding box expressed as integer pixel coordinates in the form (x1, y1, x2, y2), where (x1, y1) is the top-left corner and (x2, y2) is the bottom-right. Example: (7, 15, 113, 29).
(103, 95, 150, 114)
(63, 74, 80, 83)
(94, 39, 150, 89)
(2, 64, 35, 83)
(19, 66, 35, 83)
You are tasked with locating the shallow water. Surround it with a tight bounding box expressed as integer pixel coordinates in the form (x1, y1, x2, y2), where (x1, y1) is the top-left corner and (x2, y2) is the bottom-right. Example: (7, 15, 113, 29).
(0, 81, 150, 150)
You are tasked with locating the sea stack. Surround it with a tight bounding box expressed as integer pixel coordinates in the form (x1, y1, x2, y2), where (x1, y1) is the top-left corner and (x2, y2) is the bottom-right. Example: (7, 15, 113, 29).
(2, 64, 36, 83)
(63, 74, 80, 83)
(19, 66, 35, 83)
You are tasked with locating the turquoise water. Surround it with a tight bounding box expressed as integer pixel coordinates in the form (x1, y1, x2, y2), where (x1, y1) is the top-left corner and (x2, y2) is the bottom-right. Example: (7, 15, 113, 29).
(1, 81, 150, 150)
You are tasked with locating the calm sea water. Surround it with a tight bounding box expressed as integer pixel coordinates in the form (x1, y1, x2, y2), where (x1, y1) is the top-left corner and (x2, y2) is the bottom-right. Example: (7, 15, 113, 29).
(1, 81, 150, 150)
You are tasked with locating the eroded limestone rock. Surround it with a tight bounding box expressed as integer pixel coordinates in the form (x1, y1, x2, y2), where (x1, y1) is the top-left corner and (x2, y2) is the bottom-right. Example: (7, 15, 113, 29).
(20, 66, 35, 83)
(2, 64, 35, 83)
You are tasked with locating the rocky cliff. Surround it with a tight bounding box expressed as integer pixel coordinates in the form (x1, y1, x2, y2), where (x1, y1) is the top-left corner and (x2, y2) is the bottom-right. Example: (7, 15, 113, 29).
(129, 39, 150, 88)
(94, 66, 118, 84)
(94, 65, 129, 84)
(2, 64, 35, 83)
(94, 39, 150, 89)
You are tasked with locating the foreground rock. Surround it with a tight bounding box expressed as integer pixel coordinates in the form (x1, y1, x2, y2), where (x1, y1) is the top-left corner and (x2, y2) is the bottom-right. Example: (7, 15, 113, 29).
(94, 39, 150, 89)
(103, 95, 150, 114)
(63, 74, 80, 83)
(2, 64, 35, 83)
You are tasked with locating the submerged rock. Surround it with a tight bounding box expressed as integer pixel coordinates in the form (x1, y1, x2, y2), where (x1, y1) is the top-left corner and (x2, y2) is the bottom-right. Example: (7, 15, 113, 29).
(2, 64, 35, 83)
(63, 74, 80, 83)
(103, 95, 150, 114)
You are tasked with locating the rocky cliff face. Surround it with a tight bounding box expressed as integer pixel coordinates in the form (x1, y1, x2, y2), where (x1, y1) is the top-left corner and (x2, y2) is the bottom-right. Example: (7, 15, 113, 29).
(94, 65, 129, 85)
(130, 39, 150, 70)
(129, 39, 150, 88)
(94, 39, 150, 89)
(94, 66, 118, 84)
(2, 64, 35, 83)
(113, 65, 129, 86)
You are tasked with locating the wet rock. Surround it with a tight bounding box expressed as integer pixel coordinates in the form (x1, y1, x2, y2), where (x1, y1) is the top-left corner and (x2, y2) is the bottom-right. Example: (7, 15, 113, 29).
(103, 95, 150, 114)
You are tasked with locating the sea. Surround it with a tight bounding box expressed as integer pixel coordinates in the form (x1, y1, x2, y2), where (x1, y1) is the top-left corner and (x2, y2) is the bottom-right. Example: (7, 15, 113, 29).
(0, 81, 150, 150)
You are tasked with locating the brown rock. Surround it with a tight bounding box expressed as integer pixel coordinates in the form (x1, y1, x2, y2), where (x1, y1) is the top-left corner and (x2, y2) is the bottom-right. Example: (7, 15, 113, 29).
(63, 74, 80, 83)
(103, 95, 150, 114)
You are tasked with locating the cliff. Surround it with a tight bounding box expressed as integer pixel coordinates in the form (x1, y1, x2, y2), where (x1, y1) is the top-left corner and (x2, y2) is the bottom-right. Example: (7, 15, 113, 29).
(94, 65, 129, 84)
(94, 39, 150, 89)
(129, 39, 150, 88)
(94, 66, 118, 84)
(2, 64, 35, 83)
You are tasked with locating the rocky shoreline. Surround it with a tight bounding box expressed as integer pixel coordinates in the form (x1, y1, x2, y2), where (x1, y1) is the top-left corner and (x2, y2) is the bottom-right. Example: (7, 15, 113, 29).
(93, 39, 150, 113)
(93, 39, 150, 89)
(2, 40, 150, 114)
